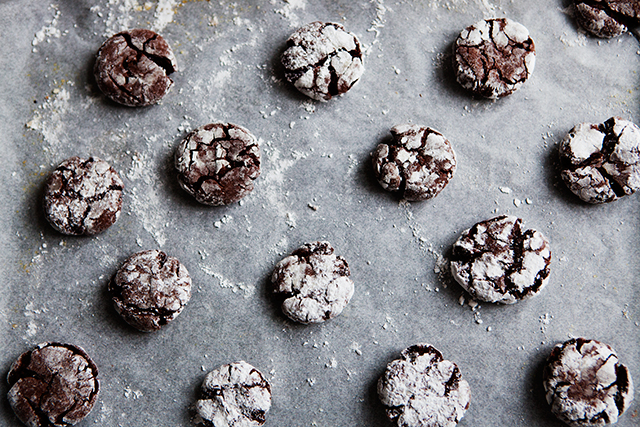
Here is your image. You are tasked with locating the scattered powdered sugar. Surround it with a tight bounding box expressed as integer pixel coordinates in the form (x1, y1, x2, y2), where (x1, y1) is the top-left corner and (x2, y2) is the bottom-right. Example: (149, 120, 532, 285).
(274, 0, 307, 28)
(124, 386, 143, 400)
(26, 83, 74, 161)
(23, 302, 48, 340)
(152, 0, 178, 32)
(90, 0, 177, 37)
(32, 4, 62, 53)
(559, 31, 588, 47)
(363, 0, 388, 56)
(398, 201, 448, 281)
(125, 149, 167, 247)
(200, 265, 256, 298)
(260, 144, 302, 220)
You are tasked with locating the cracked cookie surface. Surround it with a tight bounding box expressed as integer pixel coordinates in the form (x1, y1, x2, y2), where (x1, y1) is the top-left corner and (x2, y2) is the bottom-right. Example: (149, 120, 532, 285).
(372, 124, 457, 201)
(450, 215, 551, 304)
(377, 344, 470, 427)
(559, 117, 640, 204)
(543, 338, 634, 427)
(195, 361, 271, 427)
(271, 241, 354, 324)
(7, 342, 99, 427)
(43, 156, 123, 236)
(454, 18, 535, 99)
(109, 249, 192, 332)
(175, 123, 260, 206)
(94, 28, 176, 107)
(281, 21, 364, 101)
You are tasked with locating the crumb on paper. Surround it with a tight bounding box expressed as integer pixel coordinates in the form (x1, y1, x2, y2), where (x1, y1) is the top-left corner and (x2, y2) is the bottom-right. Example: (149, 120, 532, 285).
(325, 357, 337, 368)
(350, 341, 362, 356)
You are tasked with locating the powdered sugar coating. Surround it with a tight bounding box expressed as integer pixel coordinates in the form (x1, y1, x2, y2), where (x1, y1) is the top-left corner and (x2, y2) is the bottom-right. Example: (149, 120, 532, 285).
(378, 344, 470, 427)
(450, 215, 551, 304)
(44, 156, 124, 235)
(7, 342, 99, 427)
(175, 123, 260, 206)
(94, 28, 177, 107)
(454, 18, 535, 99)
(195, 361, 271, 427)
(543, 338, 634, 427)
(559, 117, 640, 204)
(109, 249, 192, 332)
(372, 124, 457, 201)
(271, 241, 354, 324)
(281, 21, 364, 101)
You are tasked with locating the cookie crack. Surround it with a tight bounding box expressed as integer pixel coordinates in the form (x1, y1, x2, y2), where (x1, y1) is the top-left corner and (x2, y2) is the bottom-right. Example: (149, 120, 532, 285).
(121, 32, 175, 76)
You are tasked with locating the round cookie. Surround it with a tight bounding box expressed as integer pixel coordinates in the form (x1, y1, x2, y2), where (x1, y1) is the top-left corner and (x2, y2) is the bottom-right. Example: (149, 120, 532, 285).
(372, 124, 457, 201)
(195, 361, 271, 427)
(7, 343, 99, 427)
(44, 156, 124, 236)
(94, 28, 177, 107)
(377, 344, 470, 427)
(175, 123, 261, 206)
(109, 249, 192, 332)
(450, 215, 551, 304)
(281, 21, 364, 101)
(543, 338, 634, 427)
(454, 18, 536, 99)
(559, 117, 640, 204)
(271, 241, 354, 324)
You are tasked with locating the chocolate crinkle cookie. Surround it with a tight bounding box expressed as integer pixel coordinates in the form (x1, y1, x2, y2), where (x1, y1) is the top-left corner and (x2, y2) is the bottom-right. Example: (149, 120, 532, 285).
(454, 18, 535, 99)
(175, 123, 260, 206)
(573, 0, 640, 38)
(7, 343, 99, 427)
(44, 156, 124, 236)
(450, 215, 551, 304)
(543, 338, 634, 427)
(281, 21, 364, 101)
(372, 124, 457, 201)
(195, 361, 271, 427)
(559, 117, 640, 204)
(109, 249, 192, 332)
(272, 241, 354, 324)
(94, 28, 177, 107)
(377, 344, 470, 427)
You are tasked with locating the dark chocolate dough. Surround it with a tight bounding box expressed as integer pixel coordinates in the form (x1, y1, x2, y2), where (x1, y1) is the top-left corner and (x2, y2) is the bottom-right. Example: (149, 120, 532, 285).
(7, 343, 99, 427)
(94, 28, 176, 107)
(559, 117, 640, 204)
(175, 122, 261, 206)
(109, 249, 192, 332)
(372, 123, 457, 201)
(450, 215, 551, 304)
(281, 21, 364, 101)
(271, 241, 354, 324)
(43, 156, 123, 236)
(543, 338, 634, 427)
(195, 361, 271, 427)
(377, 344, 470, 427)
(454, 18, 536, 99)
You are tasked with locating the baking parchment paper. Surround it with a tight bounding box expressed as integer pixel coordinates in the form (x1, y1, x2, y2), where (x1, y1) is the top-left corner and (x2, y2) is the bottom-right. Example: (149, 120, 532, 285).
(0, 0, 638, 426)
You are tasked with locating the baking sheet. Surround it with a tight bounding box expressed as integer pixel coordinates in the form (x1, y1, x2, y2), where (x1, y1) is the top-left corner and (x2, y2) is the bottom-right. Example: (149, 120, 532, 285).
(1, 0, 639, 426)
